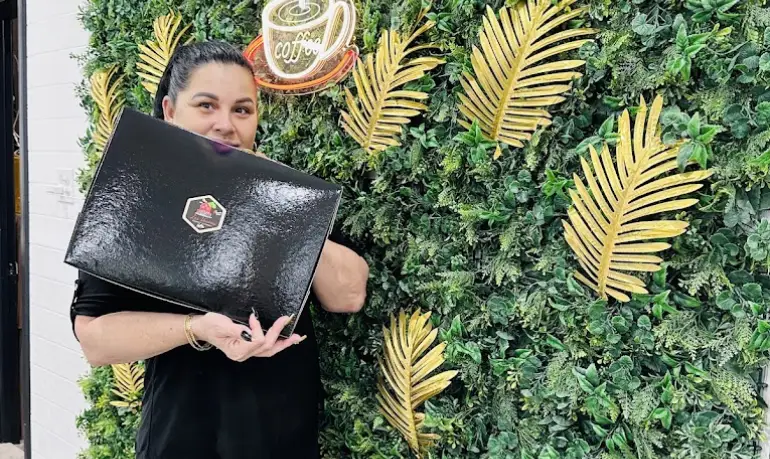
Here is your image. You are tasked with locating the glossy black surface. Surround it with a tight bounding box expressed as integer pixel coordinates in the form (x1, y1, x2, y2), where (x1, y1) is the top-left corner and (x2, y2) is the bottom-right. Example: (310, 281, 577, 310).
(65, 108, 341, 337)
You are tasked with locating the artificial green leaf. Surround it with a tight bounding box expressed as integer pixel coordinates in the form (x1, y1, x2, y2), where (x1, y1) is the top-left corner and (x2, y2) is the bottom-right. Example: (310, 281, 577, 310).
(573, 368, 595, 393)
(756, 102, 770, 127)
(586, 364, 600, 387)
(697, 126, 718, 143)
(546, 335, 567, 351)
(590, 423, 608, 437)
(716, 291, 737, 310)
(676, 24, 688, 48)
(743, 283, 763, 302)
(677, 142, 695, 171)
(611, 316, 629, 334)
(687, 113, 701, 138)
(691, 143, 708, 168)
(588, 320, 605, 335)
(651, 406, 673, 429)
(632, 13, 656, 35)
(673, 292, 702, 308)
(611, 430, 627, 448)
(685, 44, 706, 57)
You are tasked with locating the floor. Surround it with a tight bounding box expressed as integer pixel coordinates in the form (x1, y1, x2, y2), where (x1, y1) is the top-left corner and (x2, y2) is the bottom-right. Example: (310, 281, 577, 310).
(0, 444, 22, 459)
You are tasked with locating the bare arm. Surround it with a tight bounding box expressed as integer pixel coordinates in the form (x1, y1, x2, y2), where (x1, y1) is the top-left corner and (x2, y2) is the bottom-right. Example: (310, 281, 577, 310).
(312, 239, 369, 313)
(75, 310, 302, 367)
(75, 312, 191, 367)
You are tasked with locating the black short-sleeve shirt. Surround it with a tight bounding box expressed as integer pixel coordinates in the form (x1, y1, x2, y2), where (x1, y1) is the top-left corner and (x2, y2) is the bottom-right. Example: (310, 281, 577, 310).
(70, 230, 356, 459)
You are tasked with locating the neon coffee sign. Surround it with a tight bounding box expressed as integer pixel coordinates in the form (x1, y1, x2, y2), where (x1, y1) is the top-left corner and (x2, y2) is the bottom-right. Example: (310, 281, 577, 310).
(244, 0, 358, 94)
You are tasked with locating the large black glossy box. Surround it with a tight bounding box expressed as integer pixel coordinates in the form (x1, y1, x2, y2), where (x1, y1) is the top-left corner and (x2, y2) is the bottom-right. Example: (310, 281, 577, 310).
(64, 108, 341, 337)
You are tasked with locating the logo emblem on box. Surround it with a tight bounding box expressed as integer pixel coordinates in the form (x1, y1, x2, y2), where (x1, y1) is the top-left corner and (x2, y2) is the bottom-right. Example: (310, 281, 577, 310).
(183, 195, 226, 233)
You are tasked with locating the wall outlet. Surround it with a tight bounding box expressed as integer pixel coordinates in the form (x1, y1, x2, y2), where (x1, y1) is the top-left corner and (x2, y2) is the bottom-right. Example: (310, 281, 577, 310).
(46, 168, 76, 204)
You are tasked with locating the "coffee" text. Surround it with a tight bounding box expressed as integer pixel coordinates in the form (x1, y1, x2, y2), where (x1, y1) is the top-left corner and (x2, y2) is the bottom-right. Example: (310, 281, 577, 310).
(274, 31, 322, 64)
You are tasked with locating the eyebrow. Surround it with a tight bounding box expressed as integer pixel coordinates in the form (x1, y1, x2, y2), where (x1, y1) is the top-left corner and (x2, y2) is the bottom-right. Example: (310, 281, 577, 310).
(192, 92, 218, 100)
(191, 93, 255, 105)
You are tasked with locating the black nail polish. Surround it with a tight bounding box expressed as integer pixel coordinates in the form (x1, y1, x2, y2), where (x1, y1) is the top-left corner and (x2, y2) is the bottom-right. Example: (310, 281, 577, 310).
(241, 331, 252, 342)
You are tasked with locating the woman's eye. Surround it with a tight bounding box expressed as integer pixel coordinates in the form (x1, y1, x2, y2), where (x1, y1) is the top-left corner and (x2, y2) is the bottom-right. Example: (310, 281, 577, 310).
(198, 102, 214, 110)
(235, 107, 252, 115)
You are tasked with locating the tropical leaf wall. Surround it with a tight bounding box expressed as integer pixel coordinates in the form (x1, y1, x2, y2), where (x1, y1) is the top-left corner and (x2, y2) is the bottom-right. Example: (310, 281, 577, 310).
(74, 0, 770, 458)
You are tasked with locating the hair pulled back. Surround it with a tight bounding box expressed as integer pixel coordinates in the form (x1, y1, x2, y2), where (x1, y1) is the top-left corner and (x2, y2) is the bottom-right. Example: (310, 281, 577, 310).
(152, 41, 254, 119)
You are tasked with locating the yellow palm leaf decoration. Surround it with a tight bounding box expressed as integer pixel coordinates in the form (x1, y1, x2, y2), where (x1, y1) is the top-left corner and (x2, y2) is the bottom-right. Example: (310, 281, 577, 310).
(341, 9, 444, 156)
(562, 95, 714, 302)
(459, 0, 596, 152)
(109, 363, 145, 409)
(89, 65, 124, 155)
(137, 11, 193, 97)
(377, 309, 458, 457)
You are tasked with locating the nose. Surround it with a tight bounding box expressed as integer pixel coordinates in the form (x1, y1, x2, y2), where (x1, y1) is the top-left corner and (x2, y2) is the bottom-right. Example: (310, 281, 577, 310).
(211, 112, 236, 137)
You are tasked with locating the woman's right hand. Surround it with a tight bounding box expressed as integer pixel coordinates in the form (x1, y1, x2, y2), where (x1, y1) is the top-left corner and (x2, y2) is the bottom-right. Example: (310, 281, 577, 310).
(190, 312, 305, 362)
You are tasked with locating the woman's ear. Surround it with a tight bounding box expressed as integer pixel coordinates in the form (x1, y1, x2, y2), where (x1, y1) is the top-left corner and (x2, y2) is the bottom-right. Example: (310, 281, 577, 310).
(161, 95, 175, 122)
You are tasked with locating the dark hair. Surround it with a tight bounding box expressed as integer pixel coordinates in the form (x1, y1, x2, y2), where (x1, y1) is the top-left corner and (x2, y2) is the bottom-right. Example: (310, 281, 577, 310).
(152, 41, 255, 119)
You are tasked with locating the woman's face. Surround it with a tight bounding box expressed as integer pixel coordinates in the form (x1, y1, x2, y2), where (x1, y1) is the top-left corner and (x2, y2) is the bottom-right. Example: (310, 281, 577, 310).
(162, 62, 259, 150)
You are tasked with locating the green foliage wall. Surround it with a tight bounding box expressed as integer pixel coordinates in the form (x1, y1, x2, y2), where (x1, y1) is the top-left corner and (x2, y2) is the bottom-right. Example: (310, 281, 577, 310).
(75, 0, 770, 458)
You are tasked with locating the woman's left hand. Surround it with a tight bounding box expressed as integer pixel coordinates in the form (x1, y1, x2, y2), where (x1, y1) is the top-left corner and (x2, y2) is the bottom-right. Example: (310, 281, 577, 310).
(243, 313, 306, 358)
(192, 312, 304, 361)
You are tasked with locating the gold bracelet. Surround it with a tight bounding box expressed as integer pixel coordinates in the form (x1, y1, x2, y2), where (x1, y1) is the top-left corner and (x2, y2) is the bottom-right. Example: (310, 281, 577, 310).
(185, 315, 212, 351)
(184, 314, 212, 351)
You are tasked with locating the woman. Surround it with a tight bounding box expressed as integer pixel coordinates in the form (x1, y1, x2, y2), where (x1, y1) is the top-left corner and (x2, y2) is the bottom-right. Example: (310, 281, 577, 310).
(70, 41, 370, 459)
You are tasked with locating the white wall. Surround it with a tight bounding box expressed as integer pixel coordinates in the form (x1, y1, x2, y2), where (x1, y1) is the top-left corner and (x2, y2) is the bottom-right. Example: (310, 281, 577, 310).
(25, 0, 90, 458)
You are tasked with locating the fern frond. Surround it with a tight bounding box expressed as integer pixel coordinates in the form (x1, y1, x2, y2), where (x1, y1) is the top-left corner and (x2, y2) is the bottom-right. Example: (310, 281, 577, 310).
(710, 366, 756, 414)
(563, 95, 713, 302)
(89, 65, 124, 155)
(376, 309, 458, 457)
(459, 0, 596, 151)
(109, 362, 145, 409)
(137, 11, 193, 97)
(341, 11, 444, 156)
